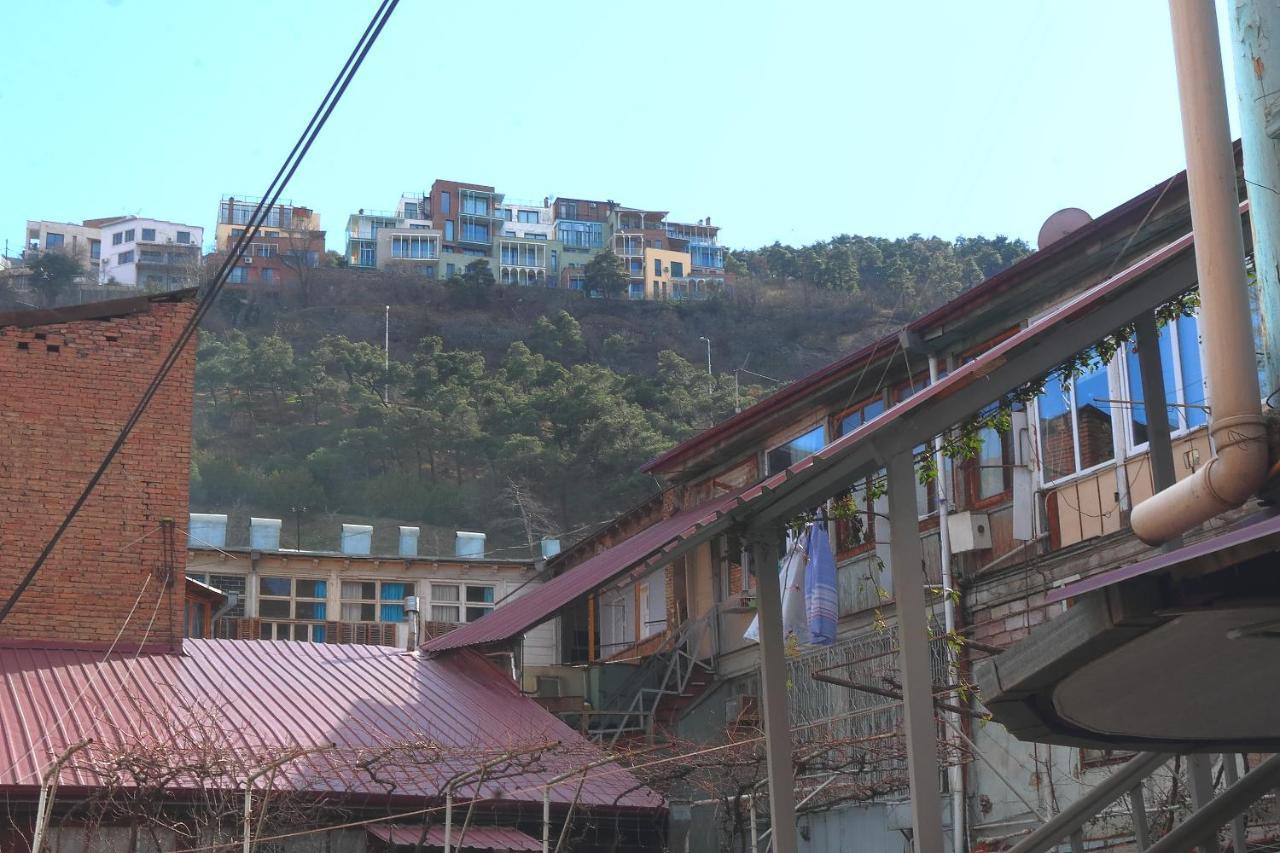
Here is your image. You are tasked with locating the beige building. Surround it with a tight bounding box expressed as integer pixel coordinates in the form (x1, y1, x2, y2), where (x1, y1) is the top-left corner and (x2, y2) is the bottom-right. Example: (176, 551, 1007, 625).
(641, 246, 692, 301)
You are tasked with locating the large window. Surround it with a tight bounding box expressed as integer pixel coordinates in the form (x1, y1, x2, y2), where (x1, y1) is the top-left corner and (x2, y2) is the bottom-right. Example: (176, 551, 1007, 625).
(440, 191, 451, 214)
(257, 576, 327, 642)
(559, 201, 578, 219)
(251, 242, 277, 257)
(461, 221, 490, 243)
(518, 209, 540, 224)
(45, 232, 64, 249)
(428, 583, 494, 623)
(118, 250, 135, 264)
(1123, 313, 1207, 446)
(444, 220, 454, 242)
(89, 239, 100, 260)
(766, 424, 825, 475)
(176, 230, 191, 244)
(227, 265, 249, 284)
(691, 245, 725, 269)
(1037, 362, 1115, 484)
(341, 581, 414, 623)
(392, 235, 438, 259)
(461, 192, 489, 216)
(141, 228, 156, 242)
(358, 242, 376, 267)
(557, 221, 603, 249)
(834, 398, 887, 551)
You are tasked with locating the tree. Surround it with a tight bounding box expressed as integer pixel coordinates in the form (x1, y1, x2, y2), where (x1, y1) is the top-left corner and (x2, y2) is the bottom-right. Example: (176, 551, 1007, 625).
(584, 250, 628, 299)
(528, 311, 587, 363)
(28, 251, 84, 307)
(445, 259, 495, 307)
(278, 228, 325, 306)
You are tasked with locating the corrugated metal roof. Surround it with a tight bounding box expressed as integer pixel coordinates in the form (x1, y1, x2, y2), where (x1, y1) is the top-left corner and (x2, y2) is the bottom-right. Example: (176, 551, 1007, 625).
(0, 639, 661, 812)
(367, 823, 541, 850)
(421, 487, 748, 653)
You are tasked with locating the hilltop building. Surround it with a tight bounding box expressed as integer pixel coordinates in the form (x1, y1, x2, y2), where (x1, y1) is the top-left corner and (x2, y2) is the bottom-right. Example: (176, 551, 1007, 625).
(214, 194, 325, 288)
(22, 216, 203, 289)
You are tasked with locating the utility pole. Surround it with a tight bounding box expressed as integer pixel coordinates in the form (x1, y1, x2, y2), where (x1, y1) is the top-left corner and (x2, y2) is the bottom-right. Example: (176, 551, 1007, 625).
(699, 336, 713, 396)
(1229, 0, 1280, 397)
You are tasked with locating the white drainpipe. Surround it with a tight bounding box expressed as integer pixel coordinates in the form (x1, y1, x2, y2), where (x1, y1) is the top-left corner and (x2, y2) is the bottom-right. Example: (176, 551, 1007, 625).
(1131, 0, 1268, 545)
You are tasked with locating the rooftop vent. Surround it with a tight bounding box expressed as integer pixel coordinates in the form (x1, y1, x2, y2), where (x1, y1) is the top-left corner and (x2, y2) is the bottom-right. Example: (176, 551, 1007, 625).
(249, 517, 282, 551)
(188, 513, 228, 549)
(399, 526, 420, 558)
(455, 531, 486, 559)
(341, 523, 373, 556)
(540, 537, 561, 559)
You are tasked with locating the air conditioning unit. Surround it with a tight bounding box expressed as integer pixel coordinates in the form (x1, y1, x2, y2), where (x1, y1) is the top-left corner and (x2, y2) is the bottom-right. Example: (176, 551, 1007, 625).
(725, 695, 760, 727)
(536, 676, 562, 698)
(242, 256, 253, 264)
(947, 511, 992, 552)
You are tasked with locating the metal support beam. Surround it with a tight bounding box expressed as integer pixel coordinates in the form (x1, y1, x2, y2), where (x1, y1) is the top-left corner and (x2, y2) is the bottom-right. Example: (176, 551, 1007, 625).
(1187, 754, 1220, 853)
(1222, 754, 1247, 853)
(1010, 752, 1171, 853)
(886, 451, 946, 852)
(1147, 753, 1280, 853)
(1133, 311, 1178, 494)
(1129, 786, 1151, 850)
(749, 532, 799, 853)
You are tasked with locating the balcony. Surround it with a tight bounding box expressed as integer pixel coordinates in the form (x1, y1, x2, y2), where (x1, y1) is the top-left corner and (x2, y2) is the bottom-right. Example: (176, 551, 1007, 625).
(215, 616, 400, 646)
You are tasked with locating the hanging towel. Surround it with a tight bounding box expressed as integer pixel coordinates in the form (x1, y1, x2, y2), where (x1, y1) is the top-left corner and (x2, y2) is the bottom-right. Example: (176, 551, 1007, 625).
(804, 510, 838, 646)
(743, 528, 809, 645)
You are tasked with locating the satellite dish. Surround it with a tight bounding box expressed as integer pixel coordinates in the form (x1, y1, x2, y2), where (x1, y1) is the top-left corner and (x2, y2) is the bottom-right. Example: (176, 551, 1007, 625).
(1037, 207, 1093, 250)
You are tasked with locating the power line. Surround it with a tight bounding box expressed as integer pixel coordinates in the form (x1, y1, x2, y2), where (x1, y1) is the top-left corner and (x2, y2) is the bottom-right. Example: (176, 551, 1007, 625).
(0, 0, 401, 627)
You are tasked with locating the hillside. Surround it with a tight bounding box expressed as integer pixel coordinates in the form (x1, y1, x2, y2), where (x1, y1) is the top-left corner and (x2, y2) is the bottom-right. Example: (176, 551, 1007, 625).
(191, 233, 1029, 555)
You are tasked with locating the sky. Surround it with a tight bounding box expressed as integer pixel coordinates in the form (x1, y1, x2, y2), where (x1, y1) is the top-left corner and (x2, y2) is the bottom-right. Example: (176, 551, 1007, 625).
(0, 1, 1245, 256)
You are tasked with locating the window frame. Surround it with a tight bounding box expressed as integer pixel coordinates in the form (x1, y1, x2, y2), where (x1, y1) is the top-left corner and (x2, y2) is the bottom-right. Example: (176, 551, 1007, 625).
(764, 423, 826, 477)
(427, 582, 495, 624)
(1034, 358, 1124, 489)
(1119, 311, 1208, 456)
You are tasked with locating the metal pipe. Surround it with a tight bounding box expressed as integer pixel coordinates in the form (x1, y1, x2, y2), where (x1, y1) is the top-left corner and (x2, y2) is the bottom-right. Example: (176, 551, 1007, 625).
(1132, 0, 1268, 545)
(930, 353, 966, 853)
(1146, 753, 1280, 853)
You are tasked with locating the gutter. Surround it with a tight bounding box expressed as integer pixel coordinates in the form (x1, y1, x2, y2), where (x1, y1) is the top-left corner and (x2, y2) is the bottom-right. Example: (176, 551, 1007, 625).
(1131, 1, 1269, 545)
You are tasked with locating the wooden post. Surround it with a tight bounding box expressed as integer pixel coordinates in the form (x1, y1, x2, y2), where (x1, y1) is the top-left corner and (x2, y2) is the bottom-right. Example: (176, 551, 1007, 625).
(587, 594, 596, 662)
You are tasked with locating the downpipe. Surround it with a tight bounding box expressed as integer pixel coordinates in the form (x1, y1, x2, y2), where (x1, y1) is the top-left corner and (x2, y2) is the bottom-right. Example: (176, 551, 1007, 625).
(1131, 0, 1269, 545)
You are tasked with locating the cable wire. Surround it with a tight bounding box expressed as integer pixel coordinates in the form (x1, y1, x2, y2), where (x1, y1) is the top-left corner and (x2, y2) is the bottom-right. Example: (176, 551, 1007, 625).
(0, 0, 401, 627)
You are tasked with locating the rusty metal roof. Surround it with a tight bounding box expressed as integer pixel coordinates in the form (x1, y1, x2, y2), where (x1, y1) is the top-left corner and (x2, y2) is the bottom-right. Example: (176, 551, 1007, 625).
(421, 488, 749, 653)
(367, 823, 541, 851)
(0, 639, 661, 812)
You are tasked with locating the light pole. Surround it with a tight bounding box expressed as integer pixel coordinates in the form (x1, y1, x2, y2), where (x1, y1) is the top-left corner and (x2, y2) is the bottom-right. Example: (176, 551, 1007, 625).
(384, 304, 390, 404)
(698, 336, 712, 396)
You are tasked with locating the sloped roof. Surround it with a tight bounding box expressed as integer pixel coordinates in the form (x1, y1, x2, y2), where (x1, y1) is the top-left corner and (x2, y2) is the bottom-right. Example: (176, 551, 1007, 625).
(0, 639, 661, 812)
(422, 487, 749, 653)
(367, 823, 542, 851)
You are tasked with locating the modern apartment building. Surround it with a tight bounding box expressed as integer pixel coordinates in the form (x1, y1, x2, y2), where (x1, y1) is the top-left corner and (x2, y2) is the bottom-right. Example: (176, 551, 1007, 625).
(345, 182, 727, 299)
(23, 215, 203, 289)
(215, 195, 324, 288)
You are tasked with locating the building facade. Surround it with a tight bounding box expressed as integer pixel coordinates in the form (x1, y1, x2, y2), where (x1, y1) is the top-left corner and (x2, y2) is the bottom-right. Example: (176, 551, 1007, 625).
(215, 195, 324, 288)
(23, 215, 203, 289)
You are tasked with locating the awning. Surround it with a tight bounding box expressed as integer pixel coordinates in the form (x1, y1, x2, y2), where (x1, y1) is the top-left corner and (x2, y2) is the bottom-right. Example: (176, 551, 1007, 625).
(367, 823, 541, 851)
(421, 487, 749, 653)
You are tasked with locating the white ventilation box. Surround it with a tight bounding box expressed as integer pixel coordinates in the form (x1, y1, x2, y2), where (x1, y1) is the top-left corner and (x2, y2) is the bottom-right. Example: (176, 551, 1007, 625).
(947, 511, 992, 552)
(455, 531, 486, 558)
(540, 537, 561, 559)
(249, 517, 282, 551)
(399, 526, 420, 557)
(341, 523, 373, 555)
(188, 513, 228, 548)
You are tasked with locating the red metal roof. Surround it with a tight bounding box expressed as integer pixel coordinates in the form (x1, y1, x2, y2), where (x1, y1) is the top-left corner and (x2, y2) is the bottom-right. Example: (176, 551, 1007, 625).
(367, 823, 541, 851)
(0, 639, 661, 812)
(422, 488, 749, 653)
(639, 163, 1204, 477)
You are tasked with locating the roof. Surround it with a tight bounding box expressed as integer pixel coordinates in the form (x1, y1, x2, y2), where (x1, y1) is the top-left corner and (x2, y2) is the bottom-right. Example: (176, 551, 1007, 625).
(422, 487, 749, 653)
(639, 163, 1202, 477)
(189, 544, 536, 568)
(1047, 510, 1280, 603)
(184, 575, 227, 604)
(0, 639, 661, 811)
(367, 823, 541, 851)
(0, 288, 198, 330)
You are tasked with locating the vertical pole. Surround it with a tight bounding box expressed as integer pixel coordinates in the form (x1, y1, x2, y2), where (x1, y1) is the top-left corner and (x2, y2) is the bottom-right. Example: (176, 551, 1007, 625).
(748, 532, 799, 853)
(1130, 785, 1152, 850)
(1134, 311, 1179, 496)
(1229, 0, 1280, 397)
(1222, 754, 1248, 853)
(444, 786, 453, 853)
(929, 355, 965, 853)
(1187, 754, 1220, 853)
(384, 304, 391, 404)
(887, 450, 947, 852)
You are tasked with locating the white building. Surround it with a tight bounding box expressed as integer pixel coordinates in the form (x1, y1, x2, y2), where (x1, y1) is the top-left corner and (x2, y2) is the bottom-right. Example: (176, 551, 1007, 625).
(98, 216, 203, 287)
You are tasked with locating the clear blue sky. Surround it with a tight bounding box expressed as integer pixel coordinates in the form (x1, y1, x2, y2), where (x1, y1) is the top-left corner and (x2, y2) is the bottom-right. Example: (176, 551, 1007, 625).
(0, 0, 1242, 255)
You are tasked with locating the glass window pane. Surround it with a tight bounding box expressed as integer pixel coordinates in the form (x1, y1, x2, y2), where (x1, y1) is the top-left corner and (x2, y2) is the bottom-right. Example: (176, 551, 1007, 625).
(978, 428, 1006, 499)
(466, 585, 494, 603)
(381, 582, 409, 601)
(1074, 364, 1115, 469)
(433, 584, 459, 602)
(432, 604, 460, 622)
(295, 602, 326, 620)
(294, 624, 311, 641)
(296, 579, 325, 599)
(1177, 314, 1207, 428)
(259, 599, 290, 618)
(341, 582, 367, 600)
(340, 603, 363, 621)
(1038, 374, 1076, 481)
(380, 603, 405, 622)
(312, 625, 327, 642)
(260, 577, 291, 597)
(1125, 345, 1149, 446)
(466, 606, 491, 622)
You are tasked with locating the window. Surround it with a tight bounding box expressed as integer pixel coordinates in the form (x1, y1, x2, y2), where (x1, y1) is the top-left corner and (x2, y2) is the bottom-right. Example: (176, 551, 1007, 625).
(428, 583, 494, 623)
(231, 228, 245, 240)
(251, 242, 277, 257)
(518, 209, 539, 224)
(403, 202, 419, 219)
(176, 231, 191, 244)
(629, 282, 645, 300)
(112, 232, 123, 246)
(358, 243, 376, 267)
(653, 258, 663, 276)
(557, 221, 603, 248)
(260, 268, 275, 284)
(140, 250, 163, 262)
(392, 235, 438, 259)
(560, 201, 578, 219)
(550, 250, 558, 272)
(89, 239, 100, 260)
(834, 399, 888, 551)
(45, 232, 64, 249)
(1123, 313, 1207, 448)
(141, 228, 156, 242)
(118, 250, 135, 264)
(440, 191, 451, 214)
(341, 581, 415, 622)
(569, 276, 585, 291)
(1037, 361, 1115, 484)
(671, 260, 684, 278)
(444, 220, 454, 242)
(462, 193, 489, 215)
(461, 221, 490, 242)
(227, 265, 249, 284)
(765, 424, 825, 475)
(123, 229, 135, 243)
(257, 576, 327, 642)
(446, 263, 456, 277)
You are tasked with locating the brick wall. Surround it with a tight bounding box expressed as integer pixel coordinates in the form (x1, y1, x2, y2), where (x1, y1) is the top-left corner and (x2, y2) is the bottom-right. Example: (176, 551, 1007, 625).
(0, 294, 197, 649)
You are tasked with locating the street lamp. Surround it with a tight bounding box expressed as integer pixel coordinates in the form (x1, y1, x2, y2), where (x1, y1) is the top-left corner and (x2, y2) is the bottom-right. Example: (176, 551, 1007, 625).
(698, 336, 713, 395)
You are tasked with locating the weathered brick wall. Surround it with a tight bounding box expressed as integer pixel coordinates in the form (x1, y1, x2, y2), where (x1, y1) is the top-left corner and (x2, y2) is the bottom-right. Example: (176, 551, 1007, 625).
(0, 296, 196, 648)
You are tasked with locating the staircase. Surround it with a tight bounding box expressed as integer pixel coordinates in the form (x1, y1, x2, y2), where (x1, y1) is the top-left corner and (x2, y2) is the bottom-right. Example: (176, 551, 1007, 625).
(588, 609, 719, 748)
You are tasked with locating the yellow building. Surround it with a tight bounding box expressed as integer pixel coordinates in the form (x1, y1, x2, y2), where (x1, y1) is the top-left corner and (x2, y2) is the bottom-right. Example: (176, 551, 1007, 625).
(641, 247, 692, 301)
